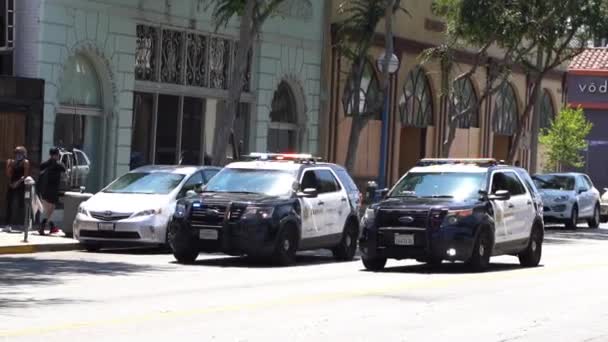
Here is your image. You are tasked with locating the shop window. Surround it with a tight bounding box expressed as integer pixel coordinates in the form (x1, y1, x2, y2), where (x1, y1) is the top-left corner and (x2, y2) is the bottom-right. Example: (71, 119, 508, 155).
(342, 60, 381, 119)
(493, 83, 519, 136)
(181, 97, 205, 165)
(155, 95, 179, 164)
(54, 114, 85, 149)
(58, 55, 102, 107)
(131, 92, 154, 169)
(209, 37, 231, 89)
(160, 29, 184, 84)
(540, 90, 555, 130)
(186, 33, 208, 87)
(451, 77, 479, 128)
(135, 25, 158, 82)
(400, 66, 434, 128)
(268, 82, 298, 153)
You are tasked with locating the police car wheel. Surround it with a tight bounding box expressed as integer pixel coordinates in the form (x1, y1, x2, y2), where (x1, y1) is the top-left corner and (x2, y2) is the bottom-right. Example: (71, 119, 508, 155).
(588, 205, 600, 229)
(272, 225, 298, 266)
(332, 220, 358, 261)
(168, 222, 199, 264)
(518, 224, 543, 267)
(362, 256, 387, 271)
(468, 228, 492, 272)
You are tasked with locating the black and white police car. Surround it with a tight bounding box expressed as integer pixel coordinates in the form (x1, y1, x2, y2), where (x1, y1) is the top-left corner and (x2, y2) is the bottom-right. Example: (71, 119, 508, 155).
(168, 153, 362, 265)
(360, 158, 544, 272)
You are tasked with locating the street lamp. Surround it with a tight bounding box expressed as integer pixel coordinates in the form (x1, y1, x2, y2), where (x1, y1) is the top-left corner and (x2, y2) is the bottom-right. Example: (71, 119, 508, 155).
(376, 52, 400, 190)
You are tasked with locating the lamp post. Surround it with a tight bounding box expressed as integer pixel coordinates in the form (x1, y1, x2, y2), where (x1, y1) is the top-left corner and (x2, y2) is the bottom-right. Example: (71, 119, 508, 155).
(376, 52, 400, 190)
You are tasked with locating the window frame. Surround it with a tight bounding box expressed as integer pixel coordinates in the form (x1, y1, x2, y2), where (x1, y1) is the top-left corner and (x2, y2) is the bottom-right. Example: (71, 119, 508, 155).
(490, 170, 528, 196)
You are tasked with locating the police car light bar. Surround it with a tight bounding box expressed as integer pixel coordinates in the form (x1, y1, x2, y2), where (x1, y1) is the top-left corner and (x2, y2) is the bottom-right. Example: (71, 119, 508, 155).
(245, 153, 321, 163)
(417, 158, 500, 166)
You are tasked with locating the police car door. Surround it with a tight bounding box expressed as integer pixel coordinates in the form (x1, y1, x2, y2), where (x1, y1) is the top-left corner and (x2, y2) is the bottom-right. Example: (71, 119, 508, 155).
(503, 171, 534, 240)
(299, 169, 324, 238)
(489, 171, 512, 243)
(313, 169, 346, 236)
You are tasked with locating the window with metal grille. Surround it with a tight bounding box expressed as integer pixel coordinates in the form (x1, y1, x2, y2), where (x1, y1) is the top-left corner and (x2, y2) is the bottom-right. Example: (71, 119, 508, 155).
(0, 0, 14, 50)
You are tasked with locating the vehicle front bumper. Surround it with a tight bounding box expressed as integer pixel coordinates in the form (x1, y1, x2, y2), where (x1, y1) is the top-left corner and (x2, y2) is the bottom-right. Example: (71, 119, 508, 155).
(173, 218, 281, 257)
(73, 213, 169, 245)
(600, 202, 608, 217)
(542, 201, 574, 221)
(359, 225, 477, 262)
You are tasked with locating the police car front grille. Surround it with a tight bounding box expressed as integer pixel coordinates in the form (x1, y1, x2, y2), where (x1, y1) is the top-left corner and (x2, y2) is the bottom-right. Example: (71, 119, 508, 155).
(190, 204, 227, 226)
(376, 209, 429, 229)
(228, 205, 246, 222)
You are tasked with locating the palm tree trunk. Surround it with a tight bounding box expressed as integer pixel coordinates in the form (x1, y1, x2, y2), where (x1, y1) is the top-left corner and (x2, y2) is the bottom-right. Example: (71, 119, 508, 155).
(211, 0, 256, 166)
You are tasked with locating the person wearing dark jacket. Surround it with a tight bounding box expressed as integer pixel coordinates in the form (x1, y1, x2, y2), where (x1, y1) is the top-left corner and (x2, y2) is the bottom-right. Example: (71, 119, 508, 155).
(4, 146, 31, 231)
(38, 147, 66, 235)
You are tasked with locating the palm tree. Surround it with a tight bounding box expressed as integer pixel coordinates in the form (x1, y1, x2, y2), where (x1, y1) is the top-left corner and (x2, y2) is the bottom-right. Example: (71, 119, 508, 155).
(208, 0, 287, 165)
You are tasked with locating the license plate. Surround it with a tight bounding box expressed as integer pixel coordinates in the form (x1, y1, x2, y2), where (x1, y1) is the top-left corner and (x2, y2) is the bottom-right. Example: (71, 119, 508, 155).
(199, 229, 218, 240)
(98, 223, 115, 231)
(394, 233, 415, 246)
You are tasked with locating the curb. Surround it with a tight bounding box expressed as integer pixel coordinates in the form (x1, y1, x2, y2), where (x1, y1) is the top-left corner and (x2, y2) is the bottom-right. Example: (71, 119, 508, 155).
(0, 242, 81, 255)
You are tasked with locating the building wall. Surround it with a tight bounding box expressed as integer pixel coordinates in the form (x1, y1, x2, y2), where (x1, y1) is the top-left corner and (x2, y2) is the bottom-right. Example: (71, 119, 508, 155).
(15, 0, 324, 188)
(324, 0, 564, 185)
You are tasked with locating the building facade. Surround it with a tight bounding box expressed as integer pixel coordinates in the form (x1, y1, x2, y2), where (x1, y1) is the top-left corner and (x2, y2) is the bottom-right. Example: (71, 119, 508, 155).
(568, 48, 608, 190)
(321, 0, 565, 186)
(12, 0, 325, 191)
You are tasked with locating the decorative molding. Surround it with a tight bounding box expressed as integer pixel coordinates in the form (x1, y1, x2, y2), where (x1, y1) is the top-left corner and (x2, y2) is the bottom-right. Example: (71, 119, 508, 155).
(277, 0, 313, 21)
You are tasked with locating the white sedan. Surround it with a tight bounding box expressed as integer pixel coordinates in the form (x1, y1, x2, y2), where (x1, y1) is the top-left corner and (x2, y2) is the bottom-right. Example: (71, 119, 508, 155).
(533, 173, 601, 229)
(74, 165, 220, 251)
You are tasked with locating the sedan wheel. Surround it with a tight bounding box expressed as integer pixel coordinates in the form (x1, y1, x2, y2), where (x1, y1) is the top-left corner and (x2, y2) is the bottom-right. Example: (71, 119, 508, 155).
(588, 205, 600, 229)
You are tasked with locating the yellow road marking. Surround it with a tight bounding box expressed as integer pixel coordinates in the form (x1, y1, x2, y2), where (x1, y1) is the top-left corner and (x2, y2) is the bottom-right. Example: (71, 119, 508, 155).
(0, 245, 35, 254)
(2, 261, 607, 338)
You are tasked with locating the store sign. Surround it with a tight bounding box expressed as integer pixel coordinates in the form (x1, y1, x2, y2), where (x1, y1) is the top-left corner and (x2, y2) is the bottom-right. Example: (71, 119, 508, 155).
(567, 74, 608, 104)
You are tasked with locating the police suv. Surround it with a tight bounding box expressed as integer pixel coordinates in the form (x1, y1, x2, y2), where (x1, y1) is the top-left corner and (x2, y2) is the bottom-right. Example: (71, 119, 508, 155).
(360, 159, 544, 272)
(168, 153, 362, 265)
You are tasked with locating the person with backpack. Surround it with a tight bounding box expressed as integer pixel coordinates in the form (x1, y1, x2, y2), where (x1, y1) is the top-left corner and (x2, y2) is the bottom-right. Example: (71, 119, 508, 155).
(38, 147, 66, 235)
(4, 146, 31, 232)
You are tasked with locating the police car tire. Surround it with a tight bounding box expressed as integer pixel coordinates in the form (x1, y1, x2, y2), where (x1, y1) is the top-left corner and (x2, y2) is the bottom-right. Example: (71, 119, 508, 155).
(272, 224, 298, 266)
(168, 222, 199, 264)
(468, 228, 492, 272)
(588, 205, 600, 229)
(332, 220, 358, 261)
(518, 224, 542, 268)
(362, 256, 387, 271)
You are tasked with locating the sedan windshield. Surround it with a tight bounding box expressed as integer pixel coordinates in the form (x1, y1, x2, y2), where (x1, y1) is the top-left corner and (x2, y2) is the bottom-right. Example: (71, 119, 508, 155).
(104, 172, 185, 194)
(390, 172, 486, 201)
(204, 169, 296, 197)
(533, 175, 575, 191)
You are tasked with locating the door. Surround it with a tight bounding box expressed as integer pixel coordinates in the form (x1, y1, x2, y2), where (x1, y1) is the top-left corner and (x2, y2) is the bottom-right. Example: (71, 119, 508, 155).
(0, 112, 26, 221)
(313, 169, 347, 236)
(576, 175, 593, 218)
(502, 171, 535, 240)
(299, 170, 324, 239)
(490, 171, 512, 243)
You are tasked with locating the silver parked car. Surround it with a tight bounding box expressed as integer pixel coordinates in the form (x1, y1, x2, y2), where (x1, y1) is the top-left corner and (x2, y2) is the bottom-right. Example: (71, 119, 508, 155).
(59, 148, 91, 191)
(533, 173, 601, 229)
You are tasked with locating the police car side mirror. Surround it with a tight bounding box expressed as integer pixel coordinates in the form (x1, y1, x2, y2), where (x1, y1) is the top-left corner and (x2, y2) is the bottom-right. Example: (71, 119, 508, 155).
(377, 188, 389, 199)
(578, 188, 586, 194)
(298, 188, 318, 198)
(489, 190, 510, 201)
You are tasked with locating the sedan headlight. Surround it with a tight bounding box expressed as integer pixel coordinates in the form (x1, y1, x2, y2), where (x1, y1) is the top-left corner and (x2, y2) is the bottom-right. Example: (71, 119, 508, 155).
(174, 203, 187, 219)
(131, 208, 162, 218)
(77, 205, 89, 217)
(554, 195, 569, 203)
(242, 206, 274, 220)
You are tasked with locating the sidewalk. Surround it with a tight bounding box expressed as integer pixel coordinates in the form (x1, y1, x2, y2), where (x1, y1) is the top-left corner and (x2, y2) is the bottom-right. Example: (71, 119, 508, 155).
(0, 228, 81, 255)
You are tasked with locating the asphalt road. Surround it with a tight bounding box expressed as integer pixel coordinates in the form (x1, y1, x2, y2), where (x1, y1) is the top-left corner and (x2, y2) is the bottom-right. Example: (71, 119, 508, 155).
(2, 225, 608, 342)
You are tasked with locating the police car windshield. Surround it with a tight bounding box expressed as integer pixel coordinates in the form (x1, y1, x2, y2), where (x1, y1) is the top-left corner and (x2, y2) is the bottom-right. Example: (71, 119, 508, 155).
(204, 168, 296, 197)
(390, 172, 486, 201)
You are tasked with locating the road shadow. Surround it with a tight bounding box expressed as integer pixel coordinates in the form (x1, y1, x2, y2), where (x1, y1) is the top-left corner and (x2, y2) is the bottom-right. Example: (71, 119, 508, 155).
(181, 250, 360, 268)
(371, 262, 538, 275)
(95, 247, 171, 256)
(545, 225, 608, 242)
(0, 256, 164, 309)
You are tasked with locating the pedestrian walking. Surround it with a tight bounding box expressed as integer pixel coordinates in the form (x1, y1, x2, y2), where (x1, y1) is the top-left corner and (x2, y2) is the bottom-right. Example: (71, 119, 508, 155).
(38, 147, 66, 235)
(4, 146, 31, 232)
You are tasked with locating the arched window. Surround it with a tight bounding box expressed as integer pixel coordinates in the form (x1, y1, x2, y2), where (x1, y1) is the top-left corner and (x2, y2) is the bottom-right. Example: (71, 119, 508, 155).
(540, 90, 555, 130)
(58, 54, 102, 108)
(399, 66, 433, 127)
(342, 60, 381, 119)
(451, 77, 479, 128)
(492, 83, 518, 135)
(267, 81, 299, 153)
